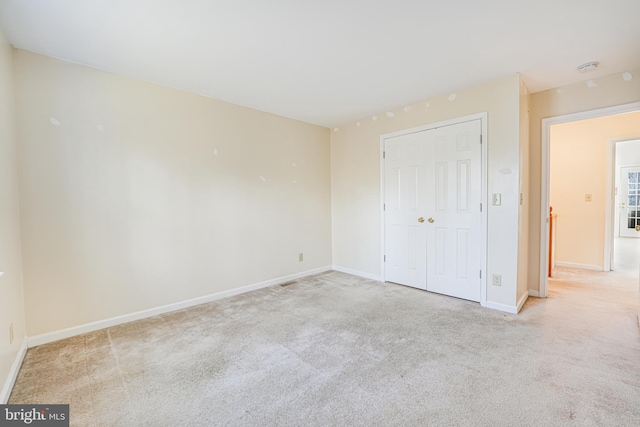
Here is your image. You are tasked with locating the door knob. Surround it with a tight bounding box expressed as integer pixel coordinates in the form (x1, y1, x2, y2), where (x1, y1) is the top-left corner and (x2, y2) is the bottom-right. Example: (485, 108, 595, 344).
(635, 225, 640, 232)
(428, 217, 435, 223)
(418, 217, 425, 223)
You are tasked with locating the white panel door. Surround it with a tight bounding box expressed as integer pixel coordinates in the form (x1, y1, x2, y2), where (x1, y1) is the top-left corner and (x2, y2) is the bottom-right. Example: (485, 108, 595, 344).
(620, 166, 640, 238)
(384, 132, 429, 289)
(383, 119, 482, 301)
(424, 120, 482, 302)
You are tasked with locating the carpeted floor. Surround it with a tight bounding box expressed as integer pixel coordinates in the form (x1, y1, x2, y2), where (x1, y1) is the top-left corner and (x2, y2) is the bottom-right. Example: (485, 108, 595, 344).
(9, 268, 640, 426)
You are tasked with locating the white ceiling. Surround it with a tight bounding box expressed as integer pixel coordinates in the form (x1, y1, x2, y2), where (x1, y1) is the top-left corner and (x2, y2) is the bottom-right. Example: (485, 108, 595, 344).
(1, 0, 639, 128)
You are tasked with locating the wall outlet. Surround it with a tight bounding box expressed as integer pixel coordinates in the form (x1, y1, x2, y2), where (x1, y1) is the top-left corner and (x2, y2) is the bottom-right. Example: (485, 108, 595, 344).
(9, 323, 14, 344)
(298, 252, 304, 262)
(585, 194, 592, 202)
(492, 274, 502, 287)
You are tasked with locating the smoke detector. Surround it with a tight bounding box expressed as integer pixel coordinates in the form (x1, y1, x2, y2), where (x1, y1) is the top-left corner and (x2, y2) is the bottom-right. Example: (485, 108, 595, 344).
(577, 62, 599, 73)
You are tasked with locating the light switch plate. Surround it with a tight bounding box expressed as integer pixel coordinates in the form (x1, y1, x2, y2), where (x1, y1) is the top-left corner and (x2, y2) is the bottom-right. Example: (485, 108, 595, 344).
(492, 193, 502, 206)
(585, 194, 592, 202)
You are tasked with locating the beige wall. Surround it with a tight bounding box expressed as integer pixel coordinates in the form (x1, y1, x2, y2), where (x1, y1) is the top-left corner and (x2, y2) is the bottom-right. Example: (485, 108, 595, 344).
(529, 69, 640, 291)
(14, 50, 332, 336)
(0, 30, 26, 400)
(550, 112, 640, 268)
(331, 74, 522, 309)
(517, 77, 531, 304)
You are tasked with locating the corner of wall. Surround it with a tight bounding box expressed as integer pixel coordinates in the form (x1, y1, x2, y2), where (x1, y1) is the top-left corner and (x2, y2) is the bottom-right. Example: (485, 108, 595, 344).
(0, 25, 28, 405)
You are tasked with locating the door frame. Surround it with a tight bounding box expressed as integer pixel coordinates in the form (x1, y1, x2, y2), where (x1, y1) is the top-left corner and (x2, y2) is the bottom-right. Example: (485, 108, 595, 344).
(379, 112, 488, 307)
(612, 146, 640, 240)
(539, 102, 640, 297)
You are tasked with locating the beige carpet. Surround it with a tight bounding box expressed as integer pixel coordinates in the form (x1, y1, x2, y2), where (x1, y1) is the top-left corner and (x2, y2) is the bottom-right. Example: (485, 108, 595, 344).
(9, 268, 640, 426)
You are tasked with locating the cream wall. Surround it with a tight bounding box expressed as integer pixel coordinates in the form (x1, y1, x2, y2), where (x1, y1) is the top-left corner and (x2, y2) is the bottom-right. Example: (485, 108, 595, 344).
(14, 50, 332, 337)
(331, 74, 522, 309)
(0, 30, 26, 401)
(517, 77, 531, 304)
(550, 113, 640, 268)
(529, 69, 640, 292)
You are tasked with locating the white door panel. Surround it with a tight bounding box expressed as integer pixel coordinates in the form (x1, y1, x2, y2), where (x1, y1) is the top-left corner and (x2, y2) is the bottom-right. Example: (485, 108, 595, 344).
(425, 120, 482, 302)
(620, 166, 640, 238)
(384, 133, 428, 289)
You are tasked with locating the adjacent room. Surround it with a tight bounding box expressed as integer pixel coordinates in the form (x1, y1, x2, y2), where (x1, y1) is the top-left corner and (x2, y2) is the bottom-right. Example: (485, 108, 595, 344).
(1, 1, 640, 425)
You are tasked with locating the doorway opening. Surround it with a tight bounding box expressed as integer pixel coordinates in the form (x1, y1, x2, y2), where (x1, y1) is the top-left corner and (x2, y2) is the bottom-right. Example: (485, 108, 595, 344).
(540, 102, 640, 297)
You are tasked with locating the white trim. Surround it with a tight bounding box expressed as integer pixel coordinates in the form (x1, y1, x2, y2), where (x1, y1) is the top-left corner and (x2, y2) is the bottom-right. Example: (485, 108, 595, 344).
(331, 265, 383, 282)
(604, 140, 615, 271)
(539, 102, 640, 299)
(380, 112, 488, 307)
(27, 266, 332, 348)
(528, 289, 540, 297)
(554, 261, 604, 271)
(516, 291, 529, 313)
(380, 136, 386, 285)
(485, 300, 518, 314)
(1, 338, 27, 404)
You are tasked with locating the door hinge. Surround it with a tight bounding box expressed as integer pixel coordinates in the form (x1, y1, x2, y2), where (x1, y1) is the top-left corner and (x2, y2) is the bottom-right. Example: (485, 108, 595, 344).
(383, 151, 386, 159)
(384, 255, 386, 262)
(480, 135, 482, 144)
(480, 270, 482, 279)
(480, 203, 482, 212)
(383, 203, 386, 211)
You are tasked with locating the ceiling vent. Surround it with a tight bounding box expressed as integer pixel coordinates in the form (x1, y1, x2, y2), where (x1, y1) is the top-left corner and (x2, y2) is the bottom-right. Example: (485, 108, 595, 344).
(577, 62, 599, 73)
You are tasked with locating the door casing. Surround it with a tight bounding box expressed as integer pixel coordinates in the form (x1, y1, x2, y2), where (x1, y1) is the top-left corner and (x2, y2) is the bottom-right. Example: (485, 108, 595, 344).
(379, 113, 488, 307)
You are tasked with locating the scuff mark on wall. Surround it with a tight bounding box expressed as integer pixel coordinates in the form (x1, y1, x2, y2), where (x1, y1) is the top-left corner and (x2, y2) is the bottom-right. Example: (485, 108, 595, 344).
(49, 117, 60, 126)
(386, 112, 395, 118)
(448, 93, 457, 101)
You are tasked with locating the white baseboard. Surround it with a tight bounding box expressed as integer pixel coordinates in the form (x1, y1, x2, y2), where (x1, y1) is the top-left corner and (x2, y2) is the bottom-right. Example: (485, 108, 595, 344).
(554, 261, 603, 271)
(331, 265, 383, 282)
(485, 300, 518, 314)
(1, 337, 27, 404)
(528, 289, 540, 297)
(28, 265, 332, 348)
(516, 291, 529, 313)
